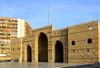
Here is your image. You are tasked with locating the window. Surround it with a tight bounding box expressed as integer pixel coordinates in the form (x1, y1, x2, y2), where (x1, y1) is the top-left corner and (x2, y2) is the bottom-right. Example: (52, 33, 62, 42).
(72, 41, 75, 45)
(13, 48, 14, 51)
(11, 34, 17, 36)
(18, 48, 20, 50)
(73, 50, 75, 53)
(88, 38, 92, 44)
(88, 26, 93, 30)
(87, 49, 89, 52)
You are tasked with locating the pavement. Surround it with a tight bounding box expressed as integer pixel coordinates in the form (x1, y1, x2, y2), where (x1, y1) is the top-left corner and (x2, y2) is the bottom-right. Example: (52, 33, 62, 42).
(1, 62, 100, 68)
(63, 63, 100, 68)
(0, 62, 83, 68)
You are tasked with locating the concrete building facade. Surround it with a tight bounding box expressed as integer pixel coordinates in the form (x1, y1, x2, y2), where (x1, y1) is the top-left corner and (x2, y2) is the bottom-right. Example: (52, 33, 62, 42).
(0, 17, 32, 61)
(11, 20, 100, 64)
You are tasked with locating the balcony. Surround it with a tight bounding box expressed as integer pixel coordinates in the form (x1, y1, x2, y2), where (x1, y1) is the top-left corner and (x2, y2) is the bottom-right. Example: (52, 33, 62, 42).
(0, 37, 10, 39)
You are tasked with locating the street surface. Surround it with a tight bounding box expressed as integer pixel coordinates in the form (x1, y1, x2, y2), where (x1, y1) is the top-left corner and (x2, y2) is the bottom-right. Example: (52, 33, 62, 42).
(0, 62, 82, 68)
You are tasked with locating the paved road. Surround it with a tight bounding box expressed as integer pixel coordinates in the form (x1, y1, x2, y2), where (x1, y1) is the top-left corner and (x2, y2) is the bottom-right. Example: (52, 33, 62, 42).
(0, 62, 82, 68)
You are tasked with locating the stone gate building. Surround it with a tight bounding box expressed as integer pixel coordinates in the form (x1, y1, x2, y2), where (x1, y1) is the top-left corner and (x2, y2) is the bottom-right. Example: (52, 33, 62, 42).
(11, 20, 100, 64)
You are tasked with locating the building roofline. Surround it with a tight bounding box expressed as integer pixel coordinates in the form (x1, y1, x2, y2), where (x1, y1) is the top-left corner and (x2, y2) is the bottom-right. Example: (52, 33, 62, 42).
(24, 20, 33, 29)
(0, 17, 17, 20)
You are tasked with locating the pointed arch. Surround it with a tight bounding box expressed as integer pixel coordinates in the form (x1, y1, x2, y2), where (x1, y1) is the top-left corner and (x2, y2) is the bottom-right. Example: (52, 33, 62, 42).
(27, 45, 32, 62)
(55, 40, 63, 62)
(38, 32, 48, 62)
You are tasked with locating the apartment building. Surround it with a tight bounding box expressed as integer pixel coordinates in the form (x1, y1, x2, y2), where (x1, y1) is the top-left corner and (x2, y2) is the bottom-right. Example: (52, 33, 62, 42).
(0, 17, 32, 61)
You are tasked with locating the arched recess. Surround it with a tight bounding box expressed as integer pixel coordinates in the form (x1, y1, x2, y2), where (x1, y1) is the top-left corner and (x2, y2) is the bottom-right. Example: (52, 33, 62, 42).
(87, 38, 92, 44)
(55, 40, 63, 62)
(38, 32, 48, 62)
(27, 45, 32, 62)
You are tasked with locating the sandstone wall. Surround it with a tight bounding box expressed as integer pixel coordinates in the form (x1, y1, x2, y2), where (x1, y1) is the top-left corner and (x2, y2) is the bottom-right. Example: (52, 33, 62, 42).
(52, 28, 68, 62)
(68, 21, 98, 64)
(11, 20, 100, 64)
(11, 38, 21, 61)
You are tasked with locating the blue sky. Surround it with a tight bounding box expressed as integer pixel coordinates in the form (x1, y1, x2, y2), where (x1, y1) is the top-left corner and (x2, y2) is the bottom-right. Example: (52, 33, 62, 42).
(0, 0, 100, 29)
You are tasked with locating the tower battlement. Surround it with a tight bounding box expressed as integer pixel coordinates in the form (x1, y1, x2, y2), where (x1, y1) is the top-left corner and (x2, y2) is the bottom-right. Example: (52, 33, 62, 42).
(68, 20, 98, 27)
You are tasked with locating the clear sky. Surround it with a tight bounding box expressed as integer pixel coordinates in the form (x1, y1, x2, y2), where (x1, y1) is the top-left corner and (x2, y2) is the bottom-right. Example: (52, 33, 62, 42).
(0, 0, 100, 29)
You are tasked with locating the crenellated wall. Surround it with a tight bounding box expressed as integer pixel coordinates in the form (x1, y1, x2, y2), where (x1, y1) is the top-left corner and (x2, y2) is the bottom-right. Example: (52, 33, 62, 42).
(52, 28, 67, 36)
(68, 20, 99, 64)
(11, 20, 100, 64)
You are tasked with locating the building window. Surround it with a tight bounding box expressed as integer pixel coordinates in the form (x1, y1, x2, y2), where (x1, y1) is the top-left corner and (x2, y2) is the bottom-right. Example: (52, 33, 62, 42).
(18, 48, 20, 50)
(88, 26, 93, 30)
(2, 45, 3, 46)
(87, 49, 89, 52)
(88, 38, 92, 44)
(13, 48, 14, 51)
(73, 50, 75, 53)
(72, 41, 75, 45)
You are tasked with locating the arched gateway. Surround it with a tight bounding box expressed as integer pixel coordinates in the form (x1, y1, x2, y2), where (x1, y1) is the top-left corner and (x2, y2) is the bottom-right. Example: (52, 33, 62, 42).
(11, 25, 68, 63)
(55, 41, 63, 62)
(27, 45, 32, 62)
(38, 33, 48, 62)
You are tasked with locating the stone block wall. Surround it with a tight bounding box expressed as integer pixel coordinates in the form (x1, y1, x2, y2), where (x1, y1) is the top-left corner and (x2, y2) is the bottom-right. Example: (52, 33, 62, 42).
(21, 36, 34, 62)
(68, 21, 99, 64)
(11, 20, 100, 64)
(52, 28, 68, 63)
(32, 25, 53, 63)
(98, 23, 100, 62)
(11, 38, 21, 61)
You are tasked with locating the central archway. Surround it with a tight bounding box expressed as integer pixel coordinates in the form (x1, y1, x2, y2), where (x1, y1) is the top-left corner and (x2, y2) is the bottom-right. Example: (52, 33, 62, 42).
(55, 41, 63, 62)
(27, 45, 32, 62)
(38, 32, 48, 62)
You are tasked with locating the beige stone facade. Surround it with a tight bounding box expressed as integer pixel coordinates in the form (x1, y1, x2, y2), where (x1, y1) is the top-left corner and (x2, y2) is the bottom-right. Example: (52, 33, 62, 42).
(11, 20, 100, 64)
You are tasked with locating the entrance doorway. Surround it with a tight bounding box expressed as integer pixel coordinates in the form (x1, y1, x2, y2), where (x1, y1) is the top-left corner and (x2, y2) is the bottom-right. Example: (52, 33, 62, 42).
(27, 45, 32, 62)
(55, 41, 63, 62)
(38, 33, 48, 62)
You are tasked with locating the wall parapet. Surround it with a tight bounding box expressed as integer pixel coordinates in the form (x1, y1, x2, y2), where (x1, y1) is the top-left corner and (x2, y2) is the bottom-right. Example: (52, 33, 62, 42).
(22, 36, 34, 43)
(52, 28, 68, 36)
(11, 38, 21, 44)
(32, 25, 54, 32)
(68, 20, 98, 28)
